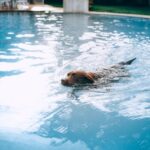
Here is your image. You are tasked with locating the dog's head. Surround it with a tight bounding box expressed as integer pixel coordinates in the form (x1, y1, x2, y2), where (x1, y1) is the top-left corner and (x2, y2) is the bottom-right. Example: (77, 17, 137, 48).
(61, 71, 95, 86)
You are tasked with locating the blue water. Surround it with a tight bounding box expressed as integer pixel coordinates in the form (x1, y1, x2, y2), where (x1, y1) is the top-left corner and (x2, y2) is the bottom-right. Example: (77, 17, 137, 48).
(0, 12, 150, 150)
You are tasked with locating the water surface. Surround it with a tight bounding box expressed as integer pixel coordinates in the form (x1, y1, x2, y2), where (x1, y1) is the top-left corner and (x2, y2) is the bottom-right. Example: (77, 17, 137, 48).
(0, 13, 150, 150)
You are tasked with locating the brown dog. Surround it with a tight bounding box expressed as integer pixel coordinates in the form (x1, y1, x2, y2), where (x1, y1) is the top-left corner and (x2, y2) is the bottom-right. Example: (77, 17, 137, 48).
(61, 71, 96, 86)
(61, 58, 136, 86)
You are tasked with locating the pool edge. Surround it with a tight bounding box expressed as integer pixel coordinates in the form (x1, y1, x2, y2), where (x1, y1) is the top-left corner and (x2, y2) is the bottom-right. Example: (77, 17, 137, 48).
(0, 10, 150, 19)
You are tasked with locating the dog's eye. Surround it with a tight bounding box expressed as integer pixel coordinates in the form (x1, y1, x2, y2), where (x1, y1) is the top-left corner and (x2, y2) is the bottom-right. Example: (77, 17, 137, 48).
(67, 72, 75, 77)
(67, 73, 70, 76)
(71, 73, 76, 76)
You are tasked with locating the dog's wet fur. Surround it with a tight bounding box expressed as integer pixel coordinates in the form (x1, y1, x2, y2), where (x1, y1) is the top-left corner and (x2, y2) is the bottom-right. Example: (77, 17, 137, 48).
(61, 58, 136, 87)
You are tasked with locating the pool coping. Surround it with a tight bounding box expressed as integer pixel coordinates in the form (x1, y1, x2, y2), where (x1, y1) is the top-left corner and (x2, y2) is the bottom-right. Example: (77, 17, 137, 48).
(0, 9, 150, 19)
(89, 11, 150, 19)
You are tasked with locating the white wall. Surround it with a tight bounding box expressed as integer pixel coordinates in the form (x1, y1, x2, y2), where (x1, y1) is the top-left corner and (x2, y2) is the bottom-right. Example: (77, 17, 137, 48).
(63, 0, 89, 13)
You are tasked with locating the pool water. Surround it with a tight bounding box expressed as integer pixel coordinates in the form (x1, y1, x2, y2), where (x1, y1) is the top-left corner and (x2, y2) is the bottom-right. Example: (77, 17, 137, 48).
(0, 13, 150, 150)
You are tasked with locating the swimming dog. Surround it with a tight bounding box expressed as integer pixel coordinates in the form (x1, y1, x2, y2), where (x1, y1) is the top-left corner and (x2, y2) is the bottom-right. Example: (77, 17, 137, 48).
(61, 58, 136, 86)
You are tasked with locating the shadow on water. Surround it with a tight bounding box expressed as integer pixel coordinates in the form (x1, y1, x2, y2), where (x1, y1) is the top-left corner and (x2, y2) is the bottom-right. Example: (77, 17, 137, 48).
(37, 81, 150, 150)
(37, 95, 150, 150)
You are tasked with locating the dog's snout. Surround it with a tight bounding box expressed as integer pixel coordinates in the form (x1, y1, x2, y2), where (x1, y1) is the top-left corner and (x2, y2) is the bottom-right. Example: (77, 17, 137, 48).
(61, 78, 73, 86)
(61, 79, 68, 86)
(61, 79, 65, 84)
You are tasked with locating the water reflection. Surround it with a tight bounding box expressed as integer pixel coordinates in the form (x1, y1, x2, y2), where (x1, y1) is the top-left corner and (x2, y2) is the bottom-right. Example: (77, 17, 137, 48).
(38, 100, 150, 150)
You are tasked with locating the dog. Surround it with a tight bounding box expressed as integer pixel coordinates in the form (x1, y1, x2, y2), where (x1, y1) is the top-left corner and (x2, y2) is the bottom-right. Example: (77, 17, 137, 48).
(61, 58, 136, 86)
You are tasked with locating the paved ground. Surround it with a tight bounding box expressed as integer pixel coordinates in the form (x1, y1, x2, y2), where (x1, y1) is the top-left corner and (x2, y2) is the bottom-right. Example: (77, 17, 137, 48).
(29, 4, 63, 12)
(0, 4, 63, 12)
(89, 11, 150, 19)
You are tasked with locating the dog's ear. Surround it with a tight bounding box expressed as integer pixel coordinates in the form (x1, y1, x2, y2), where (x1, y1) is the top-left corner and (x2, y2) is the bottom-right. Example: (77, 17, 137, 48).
(84, 72, 95, 83)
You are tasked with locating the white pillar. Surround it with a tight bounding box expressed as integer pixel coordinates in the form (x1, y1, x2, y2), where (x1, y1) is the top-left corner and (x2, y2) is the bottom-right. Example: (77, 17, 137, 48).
(63, 0, 89, 13)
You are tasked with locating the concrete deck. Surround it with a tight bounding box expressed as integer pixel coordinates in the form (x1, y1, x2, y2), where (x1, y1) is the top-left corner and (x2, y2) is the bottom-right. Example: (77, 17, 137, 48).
(29, 4, 63, 12)
(89, 11, 150, 19)
(0, 4, 63, 12)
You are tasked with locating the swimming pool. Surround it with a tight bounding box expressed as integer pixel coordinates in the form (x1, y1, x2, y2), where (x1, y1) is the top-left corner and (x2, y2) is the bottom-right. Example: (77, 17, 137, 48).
(0, 12, 150, 150)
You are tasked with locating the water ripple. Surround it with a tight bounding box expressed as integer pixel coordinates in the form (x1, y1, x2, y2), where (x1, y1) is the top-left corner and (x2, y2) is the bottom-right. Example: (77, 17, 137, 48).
(0, 13, 150, 150)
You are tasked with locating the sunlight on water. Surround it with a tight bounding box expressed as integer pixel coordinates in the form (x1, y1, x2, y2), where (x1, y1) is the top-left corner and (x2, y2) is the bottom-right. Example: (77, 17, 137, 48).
(0, 13, 150, 150)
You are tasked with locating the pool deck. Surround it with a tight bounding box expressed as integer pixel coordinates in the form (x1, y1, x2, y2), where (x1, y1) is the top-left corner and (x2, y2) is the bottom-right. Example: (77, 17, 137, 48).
(28, 4, 63, 12)
(0, 4, 150, 19)
(0, 4, 63, 13)
(90, 11, 150, 19)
